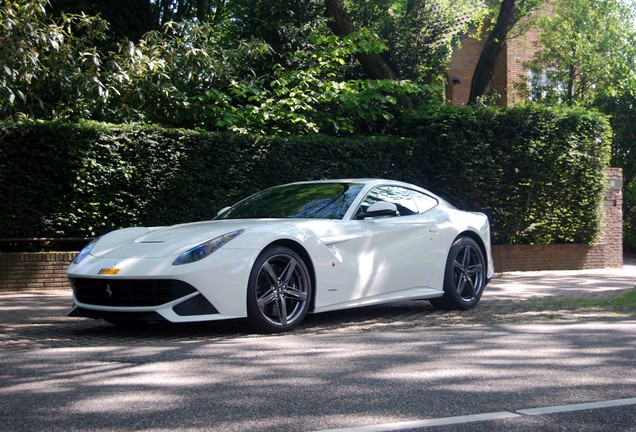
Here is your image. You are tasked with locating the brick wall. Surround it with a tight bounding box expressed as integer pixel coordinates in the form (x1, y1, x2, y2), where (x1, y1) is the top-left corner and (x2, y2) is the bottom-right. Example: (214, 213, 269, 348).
(493, 243, 620, 272)
(598, 167, 624, 265)
(446, 22, 520, 106)
(502, 2, 550, 106)
(0, 252, 76, 292)
(446, 28, 485, 105)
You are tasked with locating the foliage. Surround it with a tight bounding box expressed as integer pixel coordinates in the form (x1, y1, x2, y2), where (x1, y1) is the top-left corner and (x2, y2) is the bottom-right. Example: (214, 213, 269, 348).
(519, 0, 636, 249)
(45, 0, 486, 85)
(101, 21, 275, 129)
(345, 0, 486, 82)
(106, 24, 426, 134)
(522, 0, 636, 106)
(593, 29, 636, 250)
(47, 0, 238, 43)
(218, 0, 327, 54)
(0, 0, 112, 120)
(624, 178, 636, 250)
(0, 1, 429, 135)
(595, 89, 636, 250)
(0, 108, 610, 245)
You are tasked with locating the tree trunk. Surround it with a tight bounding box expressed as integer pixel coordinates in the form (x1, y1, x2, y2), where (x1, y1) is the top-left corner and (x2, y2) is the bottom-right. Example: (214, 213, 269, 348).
(324, 0, 412, 108)
(468, 0, 519, 104)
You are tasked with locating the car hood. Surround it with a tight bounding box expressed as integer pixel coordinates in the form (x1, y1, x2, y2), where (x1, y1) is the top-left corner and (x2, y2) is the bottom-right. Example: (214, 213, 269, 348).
(90, 220, 258, 259)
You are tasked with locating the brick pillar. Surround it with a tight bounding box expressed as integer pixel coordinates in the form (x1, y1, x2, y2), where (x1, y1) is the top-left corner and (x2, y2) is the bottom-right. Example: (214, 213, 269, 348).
(599, 168, 623, 267)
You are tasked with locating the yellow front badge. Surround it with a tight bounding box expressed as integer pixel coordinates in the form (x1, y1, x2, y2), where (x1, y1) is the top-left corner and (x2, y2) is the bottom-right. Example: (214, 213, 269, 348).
(98, 267, 121, 275)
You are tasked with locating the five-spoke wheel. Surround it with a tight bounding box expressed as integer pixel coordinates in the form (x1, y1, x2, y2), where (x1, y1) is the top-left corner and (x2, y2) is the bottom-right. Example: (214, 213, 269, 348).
(430, 236, 486, 310)
(246, 246, 312, 333)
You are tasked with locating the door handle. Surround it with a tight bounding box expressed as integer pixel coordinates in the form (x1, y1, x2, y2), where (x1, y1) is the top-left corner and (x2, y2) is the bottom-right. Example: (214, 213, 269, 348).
(429, 226, 438, 233)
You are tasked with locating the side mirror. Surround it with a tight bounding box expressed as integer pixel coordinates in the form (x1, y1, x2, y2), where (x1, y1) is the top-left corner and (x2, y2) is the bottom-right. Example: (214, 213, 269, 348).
(358, 201, 398, 219)
(216, 206, 231, 217)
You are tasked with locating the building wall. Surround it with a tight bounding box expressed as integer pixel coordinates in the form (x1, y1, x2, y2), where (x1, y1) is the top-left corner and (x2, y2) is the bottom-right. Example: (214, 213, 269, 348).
(446, 35, 484, 105)
(504, 13, 546, 106)
(446, 3, 550, 106)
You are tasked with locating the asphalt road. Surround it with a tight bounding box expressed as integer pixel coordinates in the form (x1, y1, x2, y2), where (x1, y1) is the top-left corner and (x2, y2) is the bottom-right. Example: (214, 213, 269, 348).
(1, 265, 635, 432)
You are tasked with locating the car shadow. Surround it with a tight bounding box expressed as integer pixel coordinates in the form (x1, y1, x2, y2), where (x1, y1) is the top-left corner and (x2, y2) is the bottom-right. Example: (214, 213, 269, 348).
(1, 300, 440, 349)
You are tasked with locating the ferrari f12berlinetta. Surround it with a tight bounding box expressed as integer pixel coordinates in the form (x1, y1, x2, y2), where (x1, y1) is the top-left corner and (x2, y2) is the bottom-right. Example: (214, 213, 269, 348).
(68, 179, 494, 333)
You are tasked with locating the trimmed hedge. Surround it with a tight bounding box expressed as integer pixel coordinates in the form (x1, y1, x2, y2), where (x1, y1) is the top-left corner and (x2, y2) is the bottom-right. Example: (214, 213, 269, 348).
(0, 105, 611, 246)
(402, 105, 611, 244)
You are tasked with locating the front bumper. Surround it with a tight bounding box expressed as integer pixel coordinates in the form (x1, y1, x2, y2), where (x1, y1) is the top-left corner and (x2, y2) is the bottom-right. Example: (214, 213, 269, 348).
(67, 277, 243, 323)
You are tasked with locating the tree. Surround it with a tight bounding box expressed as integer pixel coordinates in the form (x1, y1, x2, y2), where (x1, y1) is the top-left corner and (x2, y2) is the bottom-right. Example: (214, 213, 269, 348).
(1, 0, 423, 133)
(525, 0, 636, 105)
(526, 0, 636, 251)
(4, 0, 500, 135)
(47, 0, 231, 41)
(333, 0, 485, 83)
(468, 0, 539, 104)
(325, 0, 402, 81)
(47, 0, 155, 42)
(0, 0, 112, 120)
(324, 0, 415, 108)
(325, 0, 485, 107)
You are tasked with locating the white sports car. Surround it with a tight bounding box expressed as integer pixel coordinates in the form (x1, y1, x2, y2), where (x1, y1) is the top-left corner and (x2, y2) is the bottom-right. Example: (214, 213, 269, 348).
(68, 179, 494, 333)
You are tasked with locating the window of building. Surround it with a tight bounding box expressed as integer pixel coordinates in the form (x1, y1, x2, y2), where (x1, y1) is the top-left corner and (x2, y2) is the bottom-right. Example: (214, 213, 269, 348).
(528, 68, 564, 102)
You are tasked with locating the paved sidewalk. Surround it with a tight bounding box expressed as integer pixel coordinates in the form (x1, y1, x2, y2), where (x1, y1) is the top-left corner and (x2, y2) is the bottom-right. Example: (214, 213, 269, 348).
(1, 259, 635, 325)
(488, 257, 636, 300)
(0, 290, 72, 324)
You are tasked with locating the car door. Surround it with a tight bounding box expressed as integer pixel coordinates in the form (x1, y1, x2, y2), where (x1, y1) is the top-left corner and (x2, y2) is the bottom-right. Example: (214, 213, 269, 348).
(353, 185, 443, 299)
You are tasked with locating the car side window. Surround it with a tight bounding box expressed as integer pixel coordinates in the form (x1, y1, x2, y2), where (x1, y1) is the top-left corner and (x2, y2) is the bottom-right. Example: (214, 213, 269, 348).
(412, 190, 438, 213)
(357, 186, 419, 217)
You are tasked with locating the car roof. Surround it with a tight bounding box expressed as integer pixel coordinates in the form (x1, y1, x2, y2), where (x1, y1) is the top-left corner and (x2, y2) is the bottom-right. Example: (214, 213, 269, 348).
(285, 178, 413, 188)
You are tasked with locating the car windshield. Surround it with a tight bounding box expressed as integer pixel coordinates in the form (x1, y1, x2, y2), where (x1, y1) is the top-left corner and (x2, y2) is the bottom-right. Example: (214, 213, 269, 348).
(216, 182, 365, 220)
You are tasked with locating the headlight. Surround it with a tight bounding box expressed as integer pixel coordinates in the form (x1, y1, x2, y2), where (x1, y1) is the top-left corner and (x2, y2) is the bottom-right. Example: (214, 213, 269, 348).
(172, 229, 244, 266)
(72, 237, 101, 264)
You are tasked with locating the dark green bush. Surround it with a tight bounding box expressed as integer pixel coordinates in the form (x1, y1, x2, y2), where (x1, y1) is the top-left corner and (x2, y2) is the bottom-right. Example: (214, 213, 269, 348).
(595, 93, 636, 251)
(0, 106, 611, 246)
(625, 178, 636, 250)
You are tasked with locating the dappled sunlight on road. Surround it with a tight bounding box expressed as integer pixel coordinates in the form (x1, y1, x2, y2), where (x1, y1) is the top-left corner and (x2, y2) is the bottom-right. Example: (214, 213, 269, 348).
(1, 320, 635, 432)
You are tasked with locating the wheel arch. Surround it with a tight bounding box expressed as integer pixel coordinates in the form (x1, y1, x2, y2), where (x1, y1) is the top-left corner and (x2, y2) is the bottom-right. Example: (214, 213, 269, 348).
(263, 239, 317, 310)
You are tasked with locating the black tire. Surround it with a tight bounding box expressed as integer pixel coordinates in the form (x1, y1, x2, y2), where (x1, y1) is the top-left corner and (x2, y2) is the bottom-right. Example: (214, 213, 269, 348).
(430, 237, 486, 311)
(246, 246, 312, 333)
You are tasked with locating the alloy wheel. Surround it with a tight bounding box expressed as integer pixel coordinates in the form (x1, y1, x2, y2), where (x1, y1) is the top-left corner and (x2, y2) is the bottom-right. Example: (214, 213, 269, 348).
(254, 252, 310, 328)
(452, 242, 485, 302)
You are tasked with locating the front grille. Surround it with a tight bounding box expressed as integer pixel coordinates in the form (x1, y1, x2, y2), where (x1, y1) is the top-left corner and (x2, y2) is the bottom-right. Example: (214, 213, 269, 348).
(70, 278, 197, 307)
